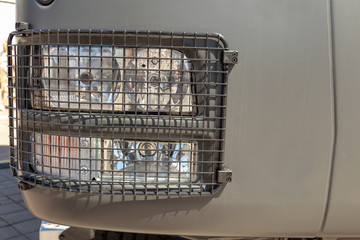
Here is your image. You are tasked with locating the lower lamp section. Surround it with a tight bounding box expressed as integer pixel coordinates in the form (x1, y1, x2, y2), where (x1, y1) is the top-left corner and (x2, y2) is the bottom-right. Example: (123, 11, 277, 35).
(32, 134, 198, 185)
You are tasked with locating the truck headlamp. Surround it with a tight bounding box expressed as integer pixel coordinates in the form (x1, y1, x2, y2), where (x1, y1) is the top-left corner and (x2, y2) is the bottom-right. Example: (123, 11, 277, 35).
(9, 30, 231, 196)
(103, 140, 197, 183)
(37, 46, 193, 114)
(33, 134, 198, 184)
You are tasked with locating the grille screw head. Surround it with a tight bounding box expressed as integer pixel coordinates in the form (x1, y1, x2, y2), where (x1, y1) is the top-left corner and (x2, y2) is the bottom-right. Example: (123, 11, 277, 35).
(80, 140, 89, 148)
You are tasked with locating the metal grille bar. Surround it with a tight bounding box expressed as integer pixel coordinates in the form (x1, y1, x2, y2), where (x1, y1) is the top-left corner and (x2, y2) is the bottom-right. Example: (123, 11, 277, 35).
(8, 30, 229, 196)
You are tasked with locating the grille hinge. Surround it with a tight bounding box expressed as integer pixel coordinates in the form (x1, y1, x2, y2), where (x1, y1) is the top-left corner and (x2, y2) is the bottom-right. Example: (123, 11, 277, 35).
(223, 50, 238, 65)
(217, 169, 233, 183)
(15, 22, 30, 31)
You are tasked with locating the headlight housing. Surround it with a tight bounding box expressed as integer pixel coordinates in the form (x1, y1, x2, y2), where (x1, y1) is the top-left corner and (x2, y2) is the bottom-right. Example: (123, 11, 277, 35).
(8, 30, 232, 196)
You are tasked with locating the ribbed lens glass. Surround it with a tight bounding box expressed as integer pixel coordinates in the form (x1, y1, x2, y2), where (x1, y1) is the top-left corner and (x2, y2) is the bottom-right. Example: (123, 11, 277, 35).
(103, 140, 197, 183)
(36, 46, 193, 114)
(33, 134, 198, 184)
(124, 48, 193, 113)
(41, 46, 121, 110)
(32, 134, 99, 181)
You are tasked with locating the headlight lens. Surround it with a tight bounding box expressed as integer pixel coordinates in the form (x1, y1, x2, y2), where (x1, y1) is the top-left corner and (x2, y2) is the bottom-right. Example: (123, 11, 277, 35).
(37, 46, 194, 114)
(124, 48, 193, 113)
(33, 134, 98, 181)
(41, 46, 121, 110)
(33, 134, 198, 184)
(103, 140, 197, 183)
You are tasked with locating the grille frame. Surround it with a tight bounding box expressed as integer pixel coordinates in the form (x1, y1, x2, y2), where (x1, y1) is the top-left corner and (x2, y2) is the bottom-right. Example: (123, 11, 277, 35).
(8, 29, 231, 197)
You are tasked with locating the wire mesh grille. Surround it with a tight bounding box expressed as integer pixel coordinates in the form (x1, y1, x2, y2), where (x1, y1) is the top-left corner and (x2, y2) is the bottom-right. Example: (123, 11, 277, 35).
(8, 30, 229, 196)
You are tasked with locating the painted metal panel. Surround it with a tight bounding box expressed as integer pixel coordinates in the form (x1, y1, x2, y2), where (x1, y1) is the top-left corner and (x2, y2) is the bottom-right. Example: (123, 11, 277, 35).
(321, 0, 360, 236)
(17, 0, 333, 237)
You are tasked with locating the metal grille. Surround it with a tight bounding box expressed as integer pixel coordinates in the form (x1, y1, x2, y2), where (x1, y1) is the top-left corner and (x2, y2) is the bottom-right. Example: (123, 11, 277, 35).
(8, 30, 230, 196)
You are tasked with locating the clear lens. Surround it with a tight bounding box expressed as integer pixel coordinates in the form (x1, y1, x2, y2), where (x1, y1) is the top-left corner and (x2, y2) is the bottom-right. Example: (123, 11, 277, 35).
(41, 46, 121, 110)
(103, 140, 197, 183)
(37, 46, 194, 114)
(32, 134, 99, 181)
(33, 134, 198, 184)
(124, 48, 193, 113)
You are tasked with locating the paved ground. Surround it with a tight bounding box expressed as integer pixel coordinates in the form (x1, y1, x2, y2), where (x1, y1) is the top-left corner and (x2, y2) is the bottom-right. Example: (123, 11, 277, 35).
(0, 108, 9, 168)
(0, 168, 41, 240)
(0, 109, 41, 240)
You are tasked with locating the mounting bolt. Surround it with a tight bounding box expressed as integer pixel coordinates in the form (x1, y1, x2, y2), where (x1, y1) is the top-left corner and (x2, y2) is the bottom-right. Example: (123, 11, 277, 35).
(18, 181, 33, 191)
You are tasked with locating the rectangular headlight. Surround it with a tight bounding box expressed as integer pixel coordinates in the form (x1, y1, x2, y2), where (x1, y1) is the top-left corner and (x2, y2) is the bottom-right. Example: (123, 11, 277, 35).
(33, 133, 198, 184)
(35, 46, 194, 114)
(102, 140, 197, 183)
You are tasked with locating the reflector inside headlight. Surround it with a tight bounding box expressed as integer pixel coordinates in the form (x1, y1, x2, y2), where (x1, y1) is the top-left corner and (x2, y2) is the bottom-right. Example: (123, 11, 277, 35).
(124, 48, 193, 113)
(36, 46, 194, 114)
(41, 46, 121, 110)
(103, 140, 197, 183)
(33, 134, 198, 184)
